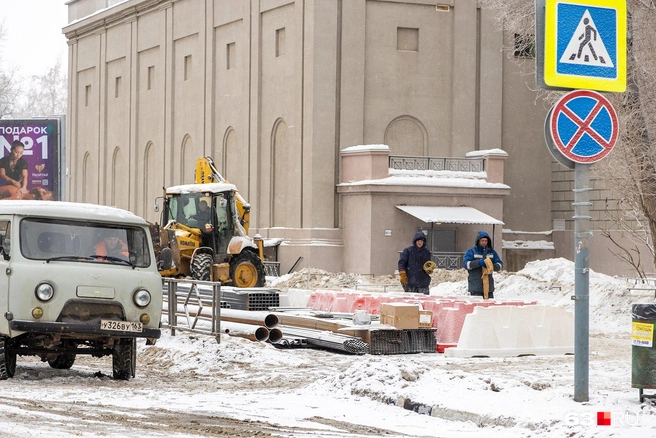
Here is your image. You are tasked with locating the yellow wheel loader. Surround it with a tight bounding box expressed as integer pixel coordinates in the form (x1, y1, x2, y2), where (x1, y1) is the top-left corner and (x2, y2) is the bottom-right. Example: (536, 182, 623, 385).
(150, 158, 266, 288)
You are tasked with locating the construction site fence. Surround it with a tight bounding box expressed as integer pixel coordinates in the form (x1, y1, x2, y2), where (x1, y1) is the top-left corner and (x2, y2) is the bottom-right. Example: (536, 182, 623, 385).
(162, 278, 222, 343)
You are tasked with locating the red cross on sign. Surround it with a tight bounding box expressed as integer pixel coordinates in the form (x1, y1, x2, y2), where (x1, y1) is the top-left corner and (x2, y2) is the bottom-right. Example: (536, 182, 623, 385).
(549, 89, 618, 164)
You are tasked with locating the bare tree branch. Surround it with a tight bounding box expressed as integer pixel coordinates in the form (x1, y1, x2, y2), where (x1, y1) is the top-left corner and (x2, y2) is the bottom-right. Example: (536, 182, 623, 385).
(15, 57, 67, 117)
(484, 0, 656, 277)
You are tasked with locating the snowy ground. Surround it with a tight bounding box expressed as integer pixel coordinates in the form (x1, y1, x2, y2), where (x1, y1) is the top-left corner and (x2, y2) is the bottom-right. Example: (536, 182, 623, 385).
(2, 258, 656, 437)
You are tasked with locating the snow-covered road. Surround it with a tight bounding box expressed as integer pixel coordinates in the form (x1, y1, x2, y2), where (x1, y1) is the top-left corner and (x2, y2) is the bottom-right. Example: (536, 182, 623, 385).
(2, 258, 656, 437)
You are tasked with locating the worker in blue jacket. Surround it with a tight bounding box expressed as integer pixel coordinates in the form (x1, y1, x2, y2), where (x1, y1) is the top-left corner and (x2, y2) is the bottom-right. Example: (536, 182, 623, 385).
(463, 231, 503, 299)
(398, 231, 433, 294)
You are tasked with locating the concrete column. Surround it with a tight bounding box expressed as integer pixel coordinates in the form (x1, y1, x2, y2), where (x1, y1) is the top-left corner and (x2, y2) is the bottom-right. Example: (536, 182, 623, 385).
(164, 4, 174, 186)
(250, 0, 262, 229)
(466, 149, 508, 184)
(98, 31, 107, 205)
(66, 38, 78, 201)
(478, 6, 503, 150)
(451, 0, 477, 155)
(340, 145, 390, 183)
(204, 0, 214, 158)
(128, 18, 138, 213)
(338, 0, 365, 150)
(302, 0, 339, 228)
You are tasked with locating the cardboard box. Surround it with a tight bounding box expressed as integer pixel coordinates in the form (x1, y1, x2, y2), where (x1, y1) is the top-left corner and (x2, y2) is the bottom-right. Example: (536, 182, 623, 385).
(380, 303, 419, 329)
(419, 310, 433, 328)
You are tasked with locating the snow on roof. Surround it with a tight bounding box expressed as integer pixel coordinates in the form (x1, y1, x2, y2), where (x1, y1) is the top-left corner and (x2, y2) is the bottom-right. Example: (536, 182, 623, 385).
(339, 174, 509, 189)
(0, 200, 146, 224)
(503, 229, 554, 235)
(340, 144, 390, 154)
(339, 166, 510, 189)
(502, 240, 555, 249)
(397, 205, 504, 225)
(465, 148, 508, 158)
(165, 183, 237, 195)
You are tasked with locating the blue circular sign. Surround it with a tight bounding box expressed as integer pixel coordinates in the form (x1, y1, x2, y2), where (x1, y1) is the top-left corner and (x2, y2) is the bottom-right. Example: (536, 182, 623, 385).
(549, 89, 618, 164)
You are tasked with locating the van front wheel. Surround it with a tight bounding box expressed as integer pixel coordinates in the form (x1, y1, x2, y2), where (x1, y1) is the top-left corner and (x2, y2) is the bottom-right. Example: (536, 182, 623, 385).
(0, 336, 16, 380)
(112, 338, 136, 380)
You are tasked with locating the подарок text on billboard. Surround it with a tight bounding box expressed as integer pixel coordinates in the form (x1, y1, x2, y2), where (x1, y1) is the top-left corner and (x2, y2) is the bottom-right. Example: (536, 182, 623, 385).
(0, 119, 62, 201)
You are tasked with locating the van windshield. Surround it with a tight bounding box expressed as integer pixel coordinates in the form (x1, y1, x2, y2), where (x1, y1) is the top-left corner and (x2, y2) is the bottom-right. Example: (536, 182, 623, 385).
(19, 218, 151, 268)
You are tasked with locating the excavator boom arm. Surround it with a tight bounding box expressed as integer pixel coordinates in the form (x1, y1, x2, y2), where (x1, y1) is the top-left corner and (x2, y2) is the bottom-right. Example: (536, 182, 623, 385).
(195, 156, 225, 184)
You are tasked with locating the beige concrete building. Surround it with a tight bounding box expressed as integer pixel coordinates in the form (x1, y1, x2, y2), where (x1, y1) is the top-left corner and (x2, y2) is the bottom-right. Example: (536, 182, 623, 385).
(63, 0, 647, 277)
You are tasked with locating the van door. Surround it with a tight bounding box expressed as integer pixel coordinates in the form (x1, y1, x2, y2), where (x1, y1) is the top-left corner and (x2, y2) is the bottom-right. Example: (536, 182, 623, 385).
(0, 218, 11, 334)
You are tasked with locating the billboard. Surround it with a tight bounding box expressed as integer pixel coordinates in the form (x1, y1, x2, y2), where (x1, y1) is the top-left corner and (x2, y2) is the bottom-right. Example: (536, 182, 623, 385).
(0, 118, 63, 201)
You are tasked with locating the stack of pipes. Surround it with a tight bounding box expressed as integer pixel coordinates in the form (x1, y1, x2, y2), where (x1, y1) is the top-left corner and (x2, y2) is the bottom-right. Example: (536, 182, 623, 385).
(220, 309, 282, 343)
(164, 290, 369, 354)
(219, 309, 368, 354)
(277, 326, 369, 355)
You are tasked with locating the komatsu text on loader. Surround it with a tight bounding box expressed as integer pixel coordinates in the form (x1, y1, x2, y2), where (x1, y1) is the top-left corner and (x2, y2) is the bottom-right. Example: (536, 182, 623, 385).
(150, 157, 266, 287)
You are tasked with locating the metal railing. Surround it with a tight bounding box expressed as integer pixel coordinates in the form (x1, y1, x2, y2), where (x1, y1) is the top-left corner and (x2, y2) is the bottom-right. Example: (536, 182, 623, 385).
(397, 251, 463, 270)
(625, 277, 656, 298)
(263, 261, 281, 277)
(431, 252, 463, 270)
(162, 278, 222, 342)
(389, 156, 484, 172)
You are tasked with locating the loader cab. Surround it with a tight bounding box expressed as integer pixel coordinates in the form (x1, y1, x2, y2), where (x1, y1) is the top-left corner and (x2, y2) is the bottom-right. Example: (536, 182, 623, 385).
(163, 186, 243, 256)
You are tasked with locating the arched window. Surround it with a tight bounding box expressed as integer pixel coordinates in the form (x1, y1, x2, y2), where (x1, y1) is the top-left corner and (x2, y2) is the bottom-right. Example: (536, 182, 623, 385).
(180, 135, 194, 184)
(143, 142, 155, 217)
(384, 115, 428, 156)
(271, 118, 300, 227)
(82, 152, 91, 203)
(223, 127, 248, 193)
(110, 147, 124, 208)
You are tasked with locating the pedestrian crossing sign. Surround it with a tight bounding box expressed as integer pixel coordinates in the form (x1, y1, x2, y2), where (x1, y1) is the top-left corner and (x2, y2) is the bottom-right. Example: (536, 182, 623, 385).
(544, 0, 626, 92)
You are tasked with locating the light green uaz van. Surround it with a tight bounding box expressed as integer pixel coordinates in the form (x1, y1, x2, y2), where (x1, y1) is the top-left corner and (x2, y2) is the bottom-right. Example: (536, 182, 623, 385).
(0, 201, 162, 380)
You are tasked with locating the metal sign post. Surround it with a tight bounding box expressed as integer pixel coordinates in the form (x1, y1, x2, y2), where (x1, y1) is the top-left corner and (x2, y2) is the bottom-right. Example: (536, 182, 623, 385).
(545, 89, 619, 402)
(539, 0, 625, 403)
(573, 164, 591, 402)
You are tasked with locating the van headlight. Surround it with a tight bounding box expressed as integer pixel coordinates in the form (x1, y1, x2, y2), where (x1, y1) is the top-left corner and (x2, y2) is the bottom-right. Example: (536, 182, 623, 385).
(133, 289, 151, 308)
(35, 283, 55, 301)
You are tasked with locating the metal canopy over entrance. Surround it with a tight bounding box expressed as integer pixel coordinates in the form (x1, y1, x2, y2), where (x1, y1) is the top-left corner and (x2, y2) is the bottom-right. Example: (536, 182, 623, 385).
(395, 206, 504, 225)
(396, 206, 504, 270)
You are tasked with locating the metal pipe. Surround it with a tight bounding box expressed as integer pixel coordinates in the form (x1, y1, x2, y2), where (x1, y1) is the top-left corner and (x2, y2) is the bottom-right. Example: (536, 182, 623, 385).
(288, 256, 303, 274)
(220, 309, 279, 329)
(167, 280, 177, 336)
(279, 326, 369, 354)
(221, 321, 269, 342)
(268, 328, 283, 343)
(212, 282, 221, 344)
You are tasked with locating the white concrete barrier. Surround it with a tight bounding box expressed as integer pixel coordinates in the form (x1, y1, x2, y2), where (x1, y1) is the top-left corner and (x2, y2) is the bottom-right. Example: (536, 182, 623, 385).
(444, 305, 574, 358)
(286, 288, 314, 307)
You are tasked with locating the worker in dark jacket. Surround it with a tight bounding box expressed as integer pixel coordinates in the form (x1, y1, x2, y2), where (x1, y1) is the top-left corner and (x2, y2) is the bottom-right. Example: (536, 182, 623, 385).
(463, 231, 503, 299)
(398, 231, 433, 294)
